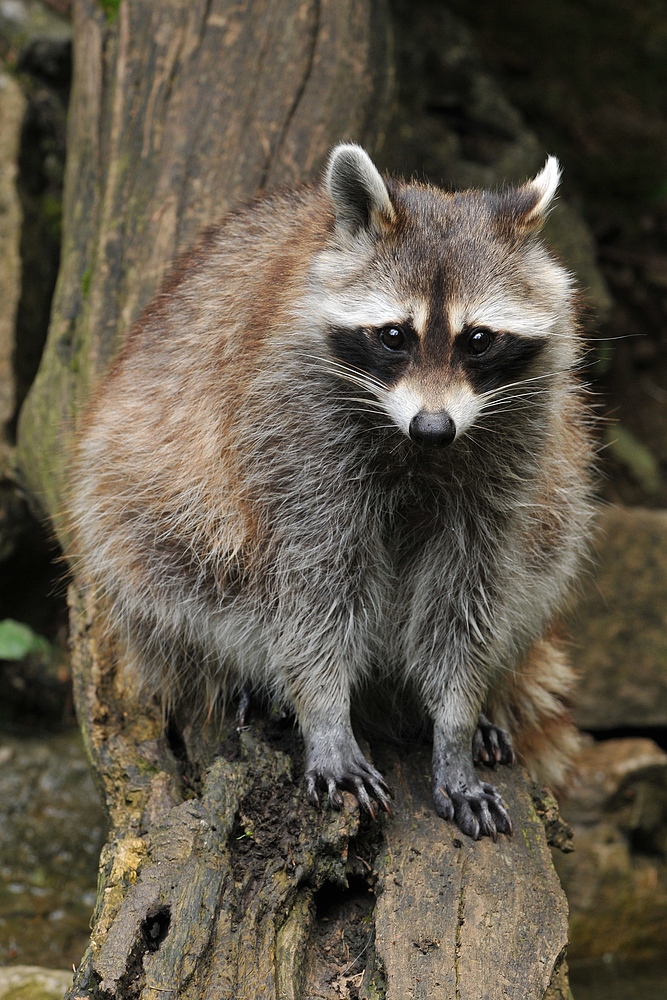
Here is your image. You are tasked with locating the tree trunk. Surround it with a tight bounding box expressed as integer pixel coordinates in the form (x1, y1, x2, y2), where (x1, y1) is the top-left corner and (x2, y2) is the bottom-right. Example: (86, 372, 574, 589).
(16, 2, 573, 997)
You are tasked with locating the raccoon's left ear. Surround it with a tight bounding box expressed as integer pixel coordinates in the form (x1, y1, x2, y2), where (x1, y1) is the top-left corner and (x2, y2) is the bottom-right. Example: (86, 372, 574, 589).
(513, 156, 561, 230)
(326, 144, 396, 237)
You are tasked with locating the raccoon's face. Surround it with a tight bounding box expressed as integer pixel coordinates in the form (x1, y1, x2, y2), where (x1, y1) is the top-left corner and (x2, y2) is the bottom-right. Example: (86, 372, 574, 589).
(311, 145, 576, 447)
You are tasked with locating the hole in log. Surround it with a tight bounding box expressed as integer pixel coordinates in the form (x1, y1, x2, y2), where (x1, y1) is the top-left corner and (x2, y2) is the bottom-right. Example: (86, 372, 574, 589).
(302, 875, 376, 996)
(164, 715, 205, 795)
(141, 906, 171, 953)
(0, 518, 70, 733)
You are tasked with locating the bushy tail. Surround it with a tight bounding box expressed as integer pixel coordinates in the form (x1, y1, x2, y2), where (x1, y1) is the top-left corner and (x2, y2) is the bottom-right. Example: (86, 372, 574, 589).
(487, 634, 582, 794)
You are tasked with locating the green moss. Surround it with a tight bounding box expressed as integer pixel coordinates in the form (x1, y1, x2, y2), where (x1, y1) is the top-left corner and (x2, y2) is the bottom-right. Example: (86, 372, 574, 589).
(364, 968, 387, 999)
(99, 0, 122, 21)
(28, 867, 48, 888)
(80, 267, 92, 297)
(41, 194, 62, 243)
(135, 758, 160, 776)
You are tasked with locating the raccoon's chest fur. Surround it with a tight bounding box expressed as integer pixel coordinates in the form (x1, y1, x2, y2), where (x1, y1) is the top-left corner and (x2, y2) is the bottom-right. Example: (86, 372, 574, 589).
(297, 433, 517, 651)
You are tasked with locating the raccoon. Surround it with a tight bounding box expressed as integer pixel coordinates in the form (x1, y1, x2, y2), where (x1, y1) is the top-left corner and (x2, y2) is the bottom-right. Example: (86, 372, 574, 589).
(68, 144, 592, 840)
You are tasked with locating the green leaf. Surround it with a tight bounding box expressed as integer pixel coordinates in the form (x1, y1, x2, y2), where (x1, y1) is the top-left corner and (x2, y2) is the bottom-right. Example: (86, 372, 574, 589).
(0, 619, 51, 661)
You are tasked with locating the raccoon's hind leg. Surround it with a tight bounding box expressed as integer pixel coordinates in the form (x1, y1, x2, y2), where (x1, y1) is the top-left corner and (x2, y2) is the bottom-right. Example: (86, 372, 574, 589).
(473, 713, 516, 766)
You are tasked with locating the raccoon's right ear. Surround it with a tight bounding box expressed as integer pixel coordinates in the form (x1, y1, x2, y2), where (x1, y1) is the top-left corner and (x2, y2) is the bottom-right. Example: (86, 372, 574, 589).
(326, 144, 395, 237)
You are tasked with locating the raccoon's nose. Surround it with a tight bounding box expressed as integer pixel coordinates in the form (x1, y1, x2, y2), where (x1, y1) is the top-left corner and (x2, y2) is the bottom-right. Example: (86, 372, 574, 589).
(409, 410, 456, 447)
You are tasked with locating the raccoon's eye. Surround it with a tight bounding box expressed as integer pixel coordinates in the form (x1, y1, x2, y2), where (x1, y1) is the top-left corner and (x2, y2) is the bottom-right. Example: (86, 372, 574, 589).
(379, 326, 406, 351)
(467, 328, 493, 355)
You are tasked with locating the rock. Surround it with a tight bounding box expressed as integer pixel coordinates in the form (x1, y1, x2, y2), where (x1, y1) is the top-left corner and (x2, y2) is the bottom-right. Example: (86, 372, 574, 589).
(554, 737, 667, 962)
(567, 505, 667, 731)
(379, 0, 611, 320)
(0, 729, 107, 968)
(561, 737, 667, 842)
(0, 965, 72, 1000)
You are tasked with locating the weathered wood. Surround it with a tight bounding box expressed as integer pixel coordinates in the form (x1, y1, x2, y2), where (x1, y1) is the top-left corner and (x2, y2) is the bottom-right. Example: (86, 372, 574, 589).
(0, 67, 27, 561)
(15, 2, 574, 997)
(0, 68, 25, 455)
(372, 747, 569, 1000)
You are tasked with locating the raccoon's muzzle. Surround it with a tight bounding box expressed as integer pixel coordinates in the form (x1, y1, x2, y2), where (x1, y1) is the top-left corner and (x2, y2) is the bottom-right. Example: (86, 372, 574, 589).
(409, 410, 456, 447)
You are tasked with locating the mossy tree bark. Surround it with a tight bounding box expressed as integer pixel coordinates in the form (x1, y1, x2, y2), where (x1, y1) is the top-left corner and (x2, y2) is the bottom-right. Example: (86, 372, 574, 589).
(17, 2, 573, 997)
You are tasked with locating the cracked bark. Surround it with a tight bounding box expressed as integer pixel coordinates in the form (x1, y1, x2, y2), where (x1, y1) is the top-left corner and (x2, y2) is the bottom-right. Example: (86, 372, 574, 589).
(16, 1, 572, 996)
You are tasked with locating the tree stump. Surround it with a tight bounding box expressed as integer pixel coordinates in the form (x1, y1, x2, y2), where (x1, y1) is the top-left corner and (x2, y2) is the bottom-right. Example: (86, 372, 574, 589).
(16, 2, 574, 996)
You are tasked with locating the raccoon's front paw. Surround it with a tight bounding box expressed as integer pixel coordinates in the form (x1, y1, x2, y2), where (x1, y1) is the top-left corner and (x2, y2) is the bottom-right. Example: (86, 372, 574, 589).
(473, 713, 515, 766)
(433, 767, 513, 841)
(304, 731, 392, 819)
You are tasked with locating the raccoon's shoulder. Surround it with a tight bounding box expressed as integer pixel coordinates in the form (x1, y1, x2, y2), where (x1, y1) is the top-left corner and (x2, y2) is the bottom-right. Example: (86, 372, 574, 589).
(193, 185, 335, 280)
(116, 185, 334, 361)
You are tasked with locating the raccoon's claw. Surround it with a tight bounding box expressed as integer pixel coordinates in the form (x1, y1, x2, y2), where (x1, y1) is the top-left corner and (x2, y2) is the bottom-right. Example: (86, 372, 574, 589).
(305, 774, 345, 811)
(433, 763, 513, 841)
(433, 740, 512, 840)
(304, 735, 392, 818)
(472, 714, 515, 766)
(235, 687, 251, 730)
(305, 764, 392, 818)
(481, 782, 513, 836)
